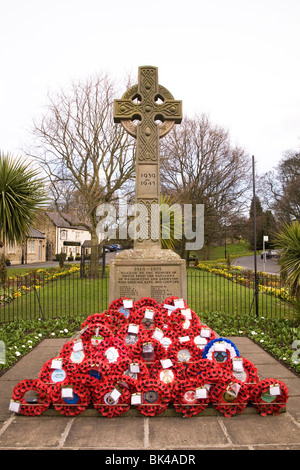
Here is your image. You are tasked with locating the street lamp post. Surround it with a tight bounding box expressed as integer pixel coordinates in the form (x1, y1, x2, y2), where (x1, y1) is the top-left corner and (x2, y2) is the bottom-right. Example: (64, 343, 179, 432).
(263, 235, 268, 273)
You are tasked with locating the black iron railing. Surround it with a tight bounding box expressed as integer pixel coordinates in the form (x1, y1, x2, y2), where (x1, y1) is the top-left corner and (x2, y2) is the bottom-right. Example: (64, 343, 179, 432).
(0, 266, 295, 323)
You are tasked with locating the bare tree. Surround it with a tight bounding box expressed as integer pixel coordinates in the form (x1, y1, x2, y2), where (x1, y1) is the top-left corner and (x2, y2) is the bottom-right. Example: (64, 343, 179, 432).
(260, 150, 300, 223)
(29, 73, 135, 276)
(160, 114, 251, 257)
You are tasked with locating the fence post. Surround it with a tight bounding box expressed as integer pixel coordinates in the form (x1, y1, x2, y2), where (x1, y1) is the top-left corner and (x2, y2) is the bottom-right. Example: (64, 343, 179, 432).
(252, 155, 259, 317)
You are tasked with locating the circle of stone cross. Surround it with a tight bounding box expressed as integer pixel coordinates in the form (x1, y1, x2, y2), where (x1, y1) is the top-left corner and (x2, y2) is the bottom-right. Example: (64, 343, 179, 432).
(114, 66, 182, 162)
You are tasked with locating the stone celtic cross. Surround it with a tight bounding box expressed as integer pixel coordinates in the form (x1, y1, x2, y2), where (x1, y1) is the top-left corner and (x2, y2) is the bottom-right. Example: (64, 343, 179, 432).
(114, 66, 182, 248)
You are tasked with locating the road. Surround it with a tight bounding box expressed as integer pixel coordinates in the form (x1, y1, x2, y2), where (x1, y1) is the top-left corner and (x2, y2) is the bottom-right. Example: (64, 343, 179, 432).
(8, 252, 280, 275)
(232, 255, 280, 275)
(7, 251, 117, 270)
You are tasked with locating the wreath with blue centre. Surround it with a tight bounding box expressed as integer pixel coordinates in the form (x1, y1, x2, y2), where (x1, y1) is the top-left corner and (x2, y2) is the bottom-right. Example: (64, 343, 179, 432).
(202, 337, 240, 364)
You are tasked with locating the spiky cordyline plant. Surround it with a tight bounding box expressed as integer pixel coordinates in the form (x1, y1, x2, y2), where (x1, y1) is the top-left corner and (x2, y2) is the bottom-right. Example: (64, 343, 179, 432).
(160, 194, 183, 250)
(275, 221, 300, 303)
(0, 152, 48, 245)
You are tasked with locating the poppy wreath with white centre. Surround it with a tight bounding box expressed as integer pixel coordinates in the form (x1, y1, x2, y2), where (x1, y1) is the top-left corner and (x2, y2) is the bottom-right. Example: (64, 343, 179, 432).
(210, 379, 250, 418)
(167, 337, 201, 365)
(50, 378, 91, 416)
(228, 357, 260, 386)
(148, 359, 186, 388)
(160, 328, 178, 346)
(59, 339, 94, 371)
(91, 375, 131, 418)
(172, 377, 211, 418)
(38, 356, 76, 385)
(135, 378, 172, 416)
(191, 331, 216, 355)
(249, 378, 289, 416)
(94, 337, 131, 365)
(11, 379, 52, 416)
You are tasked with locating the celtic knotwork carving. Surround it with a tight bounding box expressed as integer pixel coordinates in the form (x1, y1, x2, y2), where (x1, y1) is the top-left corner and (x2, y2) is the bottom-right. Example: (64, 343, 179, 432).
(134, 198, 159, 242)
(118, 84, 177, 140)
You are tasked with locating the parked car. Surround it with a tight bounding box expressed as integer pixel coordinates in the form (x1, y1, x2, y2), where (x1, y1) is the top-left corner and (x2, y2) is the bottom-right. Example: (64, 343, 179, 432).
(260, 249, 280, 259)
(109, 244, 122, 251)
(103, 244, 122, 252)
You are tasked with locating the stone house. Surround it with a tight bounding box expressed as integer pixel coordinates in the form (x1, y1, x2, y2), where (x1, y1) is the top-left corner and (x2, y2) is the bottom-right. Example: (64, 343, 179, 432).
(38, 211, 91, 261)
(0, 227, 46, 265)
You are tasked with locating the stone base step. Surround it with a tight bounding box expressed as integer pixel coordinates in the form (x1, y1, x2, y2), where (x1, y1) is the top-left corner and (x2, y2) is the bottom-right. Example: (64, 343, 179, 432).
(43, 403, 286, 418)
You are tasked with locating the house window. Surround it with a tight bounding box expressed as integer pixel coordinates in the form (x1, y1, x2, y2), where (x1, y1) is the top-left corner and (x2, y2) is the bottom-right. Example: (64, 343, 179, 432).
(28, 240, 35, 253)
(8, 243, 15, 253)
(60, 230, 67, 240)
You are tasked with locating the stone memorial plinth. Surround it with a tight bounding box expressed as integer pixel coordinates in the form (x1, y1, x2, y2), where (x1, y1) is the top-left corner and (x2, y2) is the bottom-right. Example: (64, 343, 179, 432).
(109, 65, 187, 303)
(109, 248, 187, 304)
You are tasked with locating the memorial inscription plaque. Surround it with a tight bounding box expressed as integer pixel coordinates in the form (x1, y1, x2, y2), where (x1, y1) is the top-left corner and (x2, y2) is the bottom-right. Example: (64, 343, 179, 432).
(112, 260, 186, 304)
(109, 66, 187, 303)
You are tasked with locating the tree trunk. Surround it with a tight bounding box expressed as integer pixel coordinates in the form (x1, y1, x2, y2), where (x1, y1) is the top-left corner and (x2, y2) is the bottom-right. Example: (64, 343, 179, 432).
(89, 229, 99, 279)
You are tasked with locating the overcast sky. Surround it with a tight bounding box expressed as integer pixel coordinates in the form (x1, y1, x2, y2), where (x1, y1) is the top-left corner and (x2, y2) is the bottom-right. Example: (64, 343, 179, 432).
(1, 0, 299, 175)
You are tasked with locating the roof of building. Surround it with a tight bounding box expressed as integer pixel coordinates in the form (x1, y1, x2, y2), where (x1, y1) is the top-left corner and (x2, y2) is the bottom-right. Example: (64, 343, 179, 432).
(82, 240, 101, 247)
(45, 211, 89, 231)
(27, 227, 46, 239)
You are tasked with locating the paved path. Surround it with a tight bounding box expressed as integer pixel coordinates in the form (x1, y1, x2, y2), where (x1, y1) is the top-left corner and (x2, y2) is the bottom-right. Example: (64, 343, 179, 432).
(1, 336, 300, 452)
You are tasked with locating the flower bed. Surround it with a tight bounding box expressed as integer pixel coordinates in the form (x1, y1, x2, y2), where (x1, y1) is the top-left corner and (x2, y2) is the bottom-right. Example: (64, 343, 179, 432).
(0, 265, 81, 306)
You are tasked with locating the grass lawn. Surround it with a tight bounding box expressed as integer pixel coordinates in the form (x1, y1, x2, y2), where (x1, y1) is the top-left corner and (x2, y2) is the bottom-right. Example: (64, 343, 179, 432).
(193, 240, 254, 261)
(1, 270, 109, 322)
(187, 268, 293, 319)
(1, 265, 294, 322)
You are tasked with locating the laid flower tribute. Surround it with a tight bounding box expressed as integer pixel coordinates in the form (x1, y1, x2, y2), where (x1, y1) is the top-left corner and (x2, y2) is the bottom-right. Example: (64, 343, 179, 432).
(9, 296, 289, 418)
